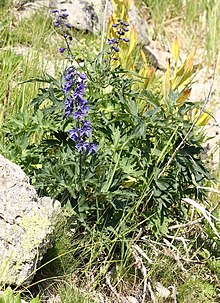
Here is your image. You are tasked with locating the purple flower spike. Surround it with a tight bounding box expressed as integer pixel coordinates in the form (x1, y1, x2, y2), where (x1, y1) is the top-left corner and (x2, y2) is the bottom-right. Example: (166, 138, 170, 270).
(52, 9, 97, 153)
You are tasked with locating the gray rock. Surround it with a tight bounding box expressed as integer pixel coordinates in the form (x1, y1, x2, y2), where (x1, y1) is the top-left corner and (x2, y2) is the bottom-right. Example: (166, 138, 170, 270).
(56, 0, 149, 44)
(16, 0, 149, 45)
(0, 155, 60, 286)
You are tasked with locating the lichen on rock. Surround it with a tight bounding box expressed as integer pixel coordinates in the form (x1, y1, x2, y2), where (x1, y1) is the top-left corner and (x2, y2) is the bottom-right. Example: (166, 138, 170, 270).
(0, 155, 60, 286)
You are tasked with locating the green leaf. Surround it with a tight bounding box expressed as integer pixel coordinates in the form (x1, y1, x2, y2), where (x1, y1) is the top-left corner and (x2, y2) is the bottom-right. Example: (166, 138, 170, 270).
(30, 295, 40, 303)
(30, 90, 49, 107)
(14, 294, 21, 303)
(3, 287, 14, 303)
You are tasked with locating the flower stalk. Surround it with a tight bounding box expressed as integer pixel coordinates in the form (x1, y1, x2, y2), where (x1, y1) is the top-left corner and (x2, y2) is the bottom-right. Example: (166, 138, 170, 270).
(52, 9, 97, 154)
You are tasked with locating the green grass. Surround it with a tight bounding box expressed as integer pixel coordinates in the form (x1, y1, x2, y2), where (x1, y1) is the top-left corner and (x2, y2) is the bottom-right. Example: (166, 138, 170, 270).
(0, 9, 65, 122)
(32, 207, 219, 303)
(58, 284, 97, 303)
(0, 0, 12, 9)
(144, 0, 220, 64)
(0, 6, 100, 121)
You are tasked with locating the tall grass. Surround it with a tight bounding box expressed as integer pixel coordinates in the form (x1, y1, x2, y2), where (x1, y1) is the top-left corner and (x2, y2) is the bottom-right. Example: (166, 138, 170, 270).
(0, 8, 65, 123)
(145, 0, 220, 63)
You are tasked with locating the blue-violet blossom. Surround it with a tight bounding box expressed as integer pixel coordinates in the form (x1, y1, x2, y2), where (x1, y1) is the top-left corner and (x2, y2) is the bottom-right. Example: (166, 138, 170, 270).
(52, 10, 97, 154)
(107, 19, 130, 61)
(63, 67, 96, 153)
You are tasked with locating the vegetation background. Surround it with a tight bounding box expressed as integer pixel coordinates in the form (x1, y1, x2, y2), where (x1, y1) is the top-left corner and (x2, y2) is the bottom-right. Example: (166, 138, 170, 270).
(0, 0, 219, 302)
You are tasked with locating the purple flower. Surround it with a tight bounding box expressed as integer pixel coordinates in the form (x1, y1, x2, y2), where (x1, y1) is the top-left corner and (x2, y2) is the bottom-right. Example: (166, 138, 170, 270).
(65, 73, 73, 81)
(68, 128, 81, 141)
(73, 105, 89, 119)
(59, 47, 66, 53)
(111, 46, 119, 52)
(51, 9, 59, 13)
(117, 30, 125, 36)
(87, 142, 97, 154)
(79, 74, 87, 80)
(63, 79, 74, 94)
(80, 120, 91, 137)
(54, 20, 60, 27)
(123, 38, 130, 42)
(107, 38, 115, 45)
(60, 12, 69, 19)
(73, 83, 86, 97)
(76, 95, 87, 106)
(76, 141, 88, 152)
(65, 104, 73, 117)
(65, 23, 72, 29)
(64, 98, 73, 117)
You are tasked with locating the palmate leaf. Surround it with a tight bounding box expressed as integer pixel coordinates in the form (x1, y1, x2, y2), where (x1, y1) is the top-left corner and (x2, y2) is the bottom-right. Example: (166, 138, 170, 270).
(0, 287, 37, 303)
(30, 88, 49, 107)
(20, 73, 61, 86)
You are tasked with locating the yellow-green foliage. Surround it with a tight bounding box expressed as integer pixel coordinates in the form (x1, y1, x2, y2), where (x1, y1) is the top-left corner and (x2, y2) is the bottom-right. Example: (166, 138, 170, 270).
(0, 287, 40, 303)
(162, 38, 213, 125)
(108, 2, 213, 125)
(108, 0, 156, 89)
